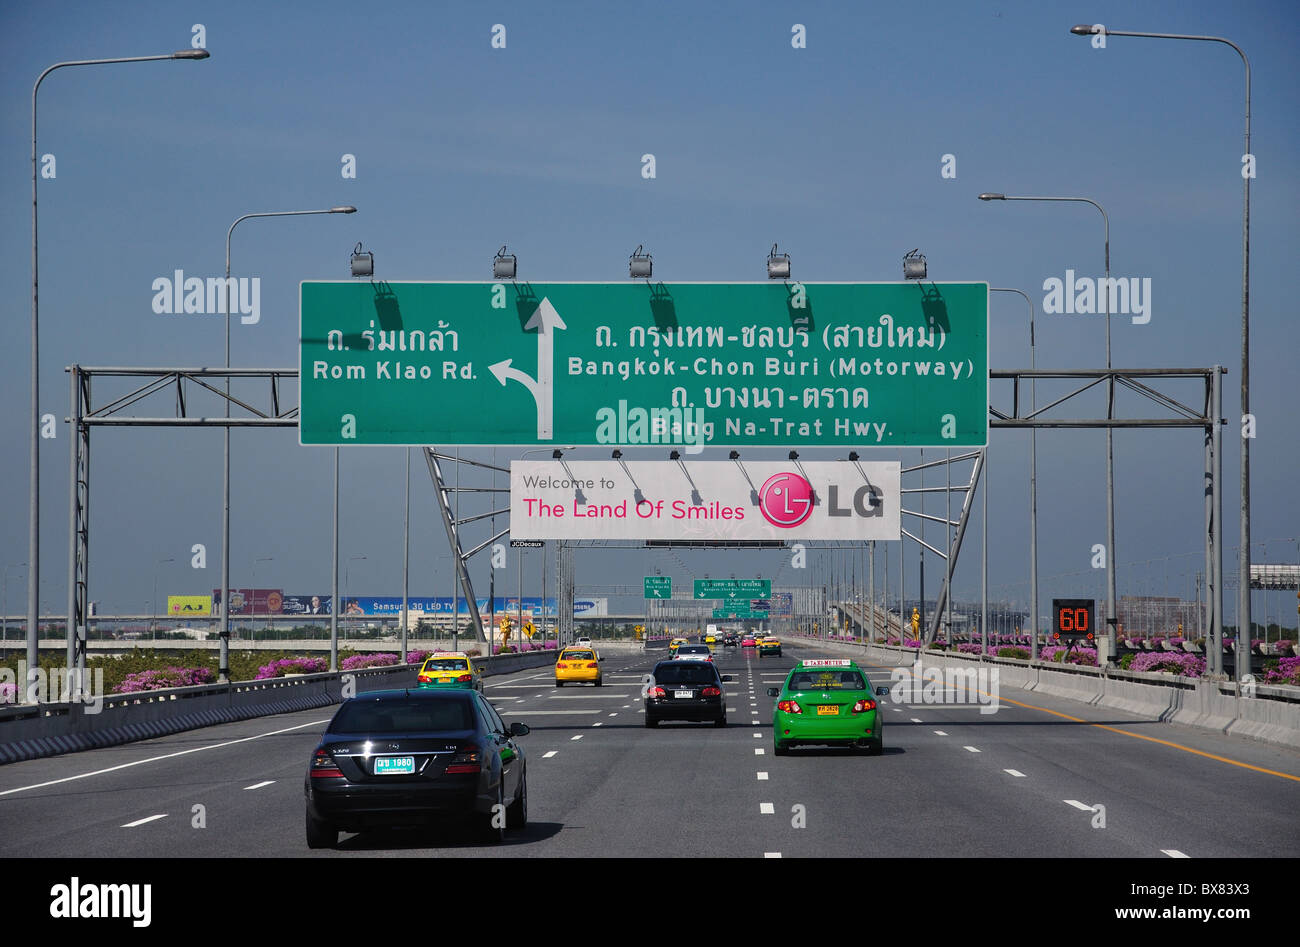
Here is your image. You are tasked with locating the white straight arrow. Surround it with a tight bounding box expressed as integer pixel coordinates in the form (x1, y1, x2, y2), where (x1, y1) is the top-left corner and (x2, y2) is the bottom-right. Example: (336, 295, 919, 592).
(487, 297, 566, 439)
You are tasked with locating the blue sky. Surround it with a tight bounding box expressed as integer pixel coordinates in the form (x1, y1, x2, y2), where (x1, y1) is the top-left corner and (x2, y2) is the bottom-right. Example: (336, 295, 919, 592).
(1, 0, 1297, 628)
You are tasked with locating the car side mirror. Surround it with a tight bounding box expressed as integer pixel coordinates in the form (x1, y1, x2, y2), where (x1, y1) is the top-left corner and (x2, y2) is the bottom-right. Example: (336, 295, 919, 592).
(875, 686, 890, 697)
(767, 687, 780, 697)
(509, 722, 530, 736)
(721, 675, 734, 682)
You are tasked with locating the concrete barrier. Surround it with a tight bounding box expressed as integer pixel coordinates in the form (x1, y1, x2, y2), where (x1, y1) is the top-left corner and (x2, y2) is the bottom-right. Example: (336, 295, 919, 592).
(779, 632, 1300, 751)
(0, 650, 556, 766)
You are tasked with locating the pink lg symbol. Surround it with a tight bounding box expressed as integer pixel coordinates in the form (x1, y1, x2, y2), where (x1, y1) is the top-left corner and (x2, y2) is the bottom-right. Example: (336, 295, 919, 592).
(758, 472, 814, 528)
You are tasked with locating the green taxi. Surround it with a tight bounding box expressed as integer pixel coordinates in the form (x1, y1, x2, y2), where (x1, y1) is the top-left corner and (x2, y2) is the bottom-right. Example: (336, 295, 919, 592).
(415, 652, 484, 692)
(768, 658, 887, 756)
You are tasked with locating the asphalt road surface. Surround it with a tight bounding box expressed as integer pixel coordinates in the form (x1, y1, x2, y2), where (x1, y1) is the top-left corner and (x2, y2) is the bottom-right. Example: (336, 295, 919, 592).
(1, 643, 1296, 858)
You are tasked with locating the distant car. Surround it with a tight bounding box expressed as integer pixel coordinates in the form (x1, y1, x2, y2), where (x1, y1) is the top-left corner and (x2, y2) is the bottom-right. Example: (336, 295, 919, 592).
(767, 658, 887, 756)
(758, 637, 782, 657)
(741, 635, 757, 648)
(722, 634, 739, 648)
(555, 648, 602, 687)
(575, 636, 593, 647)
(644, 660, 732, 728)
(416, 652, 484, 692)
(669, 637, 691, 656)
(304, 688, 529, 848)
(674, 644, 714, 663)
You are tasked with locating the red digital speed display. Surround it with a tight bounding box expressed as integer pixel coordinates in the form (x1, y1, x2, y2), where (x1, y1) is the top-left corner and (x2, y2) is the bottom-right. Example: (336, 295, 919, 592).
(1052, 598, 1095, 640)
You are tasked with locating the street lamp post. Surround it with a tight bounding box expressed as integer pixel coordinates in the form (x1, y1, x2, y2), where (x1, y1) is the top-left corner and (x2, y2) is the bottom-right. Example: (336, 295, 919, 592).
(152, 557, 174, 639)
(220, 205, 355, 681)
(346, 556, 367, 639)
(979, 192, 1115, 660)
(31, 48, 209, 703)
(1070, 24, 1252, 681)
(991, 287, 1039, 660)
(252, 557, 272, 636)
(3, 564, 26, 659)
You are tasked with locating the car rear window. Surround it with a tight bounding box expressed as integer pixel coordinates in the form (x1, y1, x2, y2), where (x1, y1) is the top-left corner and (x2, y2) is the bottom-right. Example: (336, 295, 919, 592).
(330, 697, 474, 733)
(422, 658, 469, 671)
(678, 645, 710, 654)
(788, 671, 866, 690)
(562, 650, 595, 661)
(654, 664, 719, 684)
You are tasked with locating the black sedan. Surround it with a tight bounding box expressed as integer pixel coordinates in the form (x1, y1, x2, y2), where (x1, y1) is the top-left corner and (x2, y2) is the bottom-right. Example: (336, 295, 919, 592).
(305, 688, 529, 848)
(644, 660, 733, 727)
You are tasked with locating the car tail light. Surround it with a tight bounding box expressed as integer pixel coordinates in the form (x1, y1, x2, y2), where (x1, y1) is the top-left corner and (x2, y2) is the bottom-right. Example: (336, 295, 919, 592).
(777, 700, 802, 714)
(556, 662, 567, 669)
(647, 685, 665, 698)
(852, 698, 877, 714)
(445, 745, 483, 774)
(701, 685, 721, 697)
(310, 748, 344, 779)
(586, 662, 599, 669)
(417, 673, 431, 682)
(456, 673, 473, 682)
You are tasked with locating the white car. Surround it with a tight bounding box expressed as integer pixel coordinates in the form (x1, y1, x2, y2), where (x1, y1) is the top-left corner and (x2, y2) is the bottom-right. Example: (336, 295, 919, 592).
(674, 644, 714, 662)
(575, 636, 593, 647)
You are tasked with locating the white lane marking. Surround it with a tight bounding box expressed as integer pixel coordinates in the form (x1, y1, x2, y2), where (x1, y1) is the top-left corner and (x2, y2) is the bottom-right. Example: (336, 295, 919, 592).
(501, 710, 600, 715)
(932, 730, 948, 736)
(1004, 769, 1027, 778)
(764, 852, 782, 858)
(755, 748, 765, 755)
(1162, 849, 1190, 858)
(622, 705, 631, 709)
(608, 712, 618, 717)
(759, 803, 775, 814)
(243, 780, 275, 790)
(756, 772, 769, 780)
(1064, 799, 1093, 811)
(892, 708, 902, 713)
(542, 751, 558, 758)
(548, 694, 622, 699)
(0, 717, 330, 798)
(910, 717, 923, 723)
(494, 684, 552, 688)
(122, 814, 167, 828)
(963, 746, 981, 753)
(753, 733, 761, 738)
(592, 722, 603, 727)
(570, 735, 584, 741)
(751, 719, 761, 725)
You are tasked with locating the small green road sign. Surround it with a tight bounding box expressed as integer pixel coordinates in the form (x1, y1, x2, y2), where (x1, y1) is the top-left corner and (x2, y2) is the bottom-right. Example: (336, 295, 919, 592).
(644, 576, 672, 599)
(693, 579, 771, 600)
(299, 282, 989, 447)
(713, 608, 770, 620)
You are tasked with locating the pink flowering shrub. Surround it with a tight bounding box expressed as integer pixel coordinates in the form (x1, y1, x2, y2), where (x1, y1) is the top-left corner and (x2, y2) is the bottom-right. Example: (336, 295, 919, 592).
(1263, 656, 1300, 686)
(1129, 651, 1205, 678)
(113, 666, 216, 693)
(256, 657, 328, 679)
(1040, 645, 1099, 667)
(340, 653, 400, 671)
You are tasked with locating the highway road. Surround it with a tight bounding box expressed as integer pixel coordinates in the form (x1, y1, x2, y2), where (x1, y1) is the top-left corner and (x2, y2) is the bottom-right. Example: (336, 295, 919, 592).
(1, 642, 1296, 859)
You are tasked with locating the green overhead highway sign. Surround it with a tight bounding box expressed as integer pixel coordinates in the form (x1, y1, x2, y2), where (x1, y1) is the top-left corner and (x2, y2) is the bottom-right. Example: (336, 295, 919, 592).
(694, 579, 771, 600)
(644, 576, 672, 599)
(300, 282, 988, 447)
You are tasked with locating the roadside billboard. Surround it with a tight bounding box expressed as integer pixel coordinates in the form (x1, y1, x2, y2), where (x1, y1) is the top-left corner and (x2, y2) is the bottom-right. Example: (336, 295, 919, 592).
(211, 589, 284, 615)
(511, 460, 900, 541)
(167, 595, 211, 616)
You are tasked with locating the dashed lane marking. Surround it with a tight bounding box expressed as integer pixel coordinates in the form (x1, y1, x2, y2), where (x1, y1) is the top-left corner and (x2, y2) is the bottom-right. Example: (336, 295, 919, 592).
(122, 814, 167, 828)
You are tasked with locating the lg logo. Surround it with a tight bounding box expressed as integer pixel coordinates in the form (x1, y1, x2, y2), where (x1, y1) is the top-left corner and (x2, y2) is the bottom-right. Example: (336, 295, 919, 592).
(758, 472, 884, 528)
(758, 472, 813, 528)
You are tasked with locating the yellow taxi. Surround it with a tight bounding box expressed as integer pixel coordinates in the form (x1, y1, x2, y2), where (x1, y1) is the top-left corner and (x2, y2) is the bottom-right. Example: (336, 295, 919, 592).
(416, 652, 483, 692)
(555, 647, 603, 687)
(669, 637, 691, 656)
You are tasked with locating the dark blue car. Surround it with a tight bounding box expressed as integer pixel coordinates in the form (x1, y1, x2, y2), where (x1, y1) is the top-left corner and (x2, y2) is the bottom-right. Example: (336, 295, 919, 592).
(305, 688, 529, 848)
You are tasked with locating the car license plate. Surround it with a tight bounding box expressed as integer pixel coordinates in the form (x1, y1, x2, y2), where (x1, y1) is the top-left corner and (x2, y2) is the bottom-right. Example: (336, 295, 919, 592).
(816, 705, 839, 716)
(674, 690, 692, 699)
(374, 756, 415, 775)
(438, 677, 453, 683)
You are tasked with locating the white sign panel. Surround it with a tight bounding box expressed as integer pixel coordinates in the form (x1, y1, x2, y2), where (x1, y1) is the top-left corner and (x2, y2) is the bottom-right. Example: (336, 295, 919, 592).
(510, 461, 899, 541)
